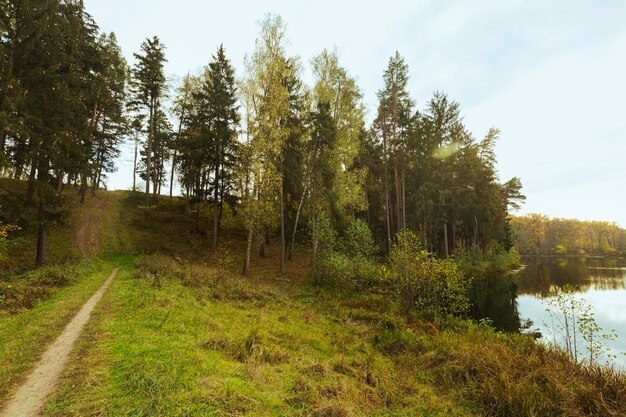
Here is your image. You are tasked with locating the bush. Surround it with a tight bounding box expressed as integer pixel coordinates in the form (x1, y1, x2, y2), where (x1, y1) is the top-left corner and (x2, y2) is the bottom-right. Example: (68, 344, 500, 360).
(311, 214, 338, 256)
(343, 219, 377, 257)
(0, 264, 77, 314)
(389, 231, 470, 319)
(28, 265, 75, 287)
(317, 253, 379, 288)
(0, 212, 19, 269)
(315, 218, 381, 289)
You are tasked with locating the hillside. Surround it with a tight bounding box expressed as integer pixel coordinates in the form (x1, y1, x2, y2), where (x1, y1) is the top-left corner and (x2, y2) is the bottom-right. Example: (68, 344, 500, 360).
(1, 187, 625, 416)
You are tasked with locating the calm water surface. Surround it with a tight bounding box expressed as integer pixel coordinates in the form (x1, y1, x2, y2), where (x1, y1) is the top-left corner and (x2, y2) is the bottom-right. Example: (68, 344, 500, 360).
(471, 257, 626, 368)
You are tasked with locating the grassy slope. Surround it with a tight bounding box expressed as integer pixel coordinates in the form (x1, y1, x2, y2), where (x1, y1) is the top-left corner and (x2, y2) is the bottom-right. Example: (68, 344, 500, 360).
(2, 187, 625, 416)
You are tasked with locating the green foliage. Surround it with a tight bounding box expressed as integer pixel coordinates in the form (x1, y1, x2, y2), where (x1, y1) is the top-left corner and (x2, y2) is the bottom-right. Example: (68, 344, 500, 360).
(311, 213, 338, 256)
(389, 231, 471, 319)
(315, 217, 381, 289)
(343, 218, 377, 257)
(0, 208, 19, 268)
(511, 214, 626, 256)
(317, 252, 380, 290)
(453, 241, 521, 278)
(0, 264, 78, 314)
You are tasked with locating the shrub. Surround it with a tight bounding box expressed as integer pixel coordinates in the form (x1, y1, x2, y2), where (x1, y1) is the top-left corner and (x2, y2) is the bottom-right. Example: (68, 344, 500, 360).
(343, 219, 377, 258)
(0, 264, 76, 314)
(311, 214, 338, 256)
(315, 218, 381, 289)
(28, 265, 75, 287)
(0, 211, 19, 269)
(389, 231, 471, 319)
(318, 253, 380, 287)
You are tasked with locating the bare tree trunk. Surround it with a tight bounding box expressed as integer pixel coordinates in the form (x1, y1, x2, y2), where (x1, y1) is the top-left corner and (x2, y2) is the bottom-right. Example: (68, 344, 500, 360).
(55, 170, 63, 193)
(365, 174, 371, 229)
(169, 150, 176, 205)
(289, 179, 308, 261)
(35, 156, 49, 267)
(26, 159, 37, 205)
(311, 180, 318, 282)
(145, 97, 154, 207)
(392, 86, 402, 232)
(79, 173, 87, 204)
(442, 214, 448, 257)
(279, 175, 285, 274)
(382, 117, 392, 254)
(243, 228, 253, 276)
(212, 156, 220, 249)
(442, 194, 448, 258)
(0, 44, 15, 158)
(133, 135, 138, 191)
(401, 167, 406, 231)
(474, 216, 479, 246)
(35, 223, 46, 267)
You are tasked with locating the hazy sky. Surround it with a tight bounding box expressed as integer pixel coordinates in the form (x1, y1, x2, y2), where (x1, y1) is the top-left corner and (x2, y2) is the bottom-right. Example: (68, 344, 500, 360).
(84, 0, 626, 226)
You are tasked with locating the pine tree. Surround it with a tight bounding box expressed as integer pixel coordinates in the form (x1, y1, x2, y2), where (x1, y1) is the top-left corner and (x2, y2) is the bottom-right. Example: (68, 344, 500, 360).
(205, 45, 239, 249)
(131, 36, 167, 207)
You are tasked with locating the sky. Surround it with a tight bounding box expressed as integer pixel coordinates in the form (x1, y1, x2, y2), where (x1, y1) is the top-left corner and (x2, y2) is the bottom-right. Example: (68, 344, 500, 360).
(84, 0, 626, 227)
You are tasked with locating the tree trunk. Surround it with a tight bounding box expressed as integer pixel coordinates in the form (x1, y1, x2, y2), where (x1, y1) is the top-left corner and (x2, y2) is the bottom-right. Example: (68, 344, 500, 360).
(243, 227, 253, 276)
(311, 180, 318, 282)
(133, 135, 138, 191)
(25, 155, 38, 205)
(382, 116, 392, 254)
(35, 223, 46, 267)
(145, 97, 154, 207)
(401, 167, 406, 231)
(392, 86, 402, 232)
(289, 178, 308, 261)
(79, 173, 87, 204)
(35, 156, 50, 267)
(55, 171, 63, 193)
(0, 43, 15, 158)
(279, 174, 285, 274)
(443, 219, 449, 258)
(212, 155, 220, 249)
(442, 194, 448, 258)
(218, 160, 225, 223)
(169, 149, 176, 207)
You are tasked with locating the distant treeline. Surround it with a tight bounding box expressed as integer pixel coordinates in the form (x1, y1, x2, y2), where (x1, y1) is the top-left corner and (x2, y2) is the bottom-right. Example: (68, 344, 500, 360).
(510, 214, 626, 256)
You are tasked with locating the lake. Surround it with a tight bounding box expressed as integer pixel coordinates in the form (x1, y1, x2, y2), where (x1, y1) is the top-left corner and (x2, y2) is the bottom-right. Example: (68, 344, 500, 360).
(471, 256, 626, 368)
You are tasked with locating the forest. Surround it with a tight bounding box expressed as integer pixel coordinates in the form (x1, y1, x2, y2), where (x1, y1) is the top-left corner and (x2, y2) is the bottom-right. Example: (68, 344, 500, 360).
(511, 214, 626, 256)
(0, 3, 525, 270)
(1, 2, 625, 416)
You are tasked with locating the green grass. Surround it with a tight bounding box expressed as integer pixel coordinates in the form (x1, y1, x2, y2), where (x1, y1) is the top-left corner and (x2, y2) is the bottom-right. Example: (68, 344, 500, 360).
(0, 257, 122, 406)
(2, 187, 625, 416)
(43, 257, 476, 416)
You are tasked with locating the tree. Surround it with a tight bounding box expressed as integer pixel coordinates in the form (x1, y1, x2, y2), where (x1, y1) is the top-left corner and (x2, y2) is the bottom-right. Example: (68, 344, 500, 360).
(131, 36, 167, 207)
(240, 14, 297, 275)
(376, 52, 413, 234)
(205, 45, 239, 249)
(311, 48, 367, 227)
(8, 1, 111, 265)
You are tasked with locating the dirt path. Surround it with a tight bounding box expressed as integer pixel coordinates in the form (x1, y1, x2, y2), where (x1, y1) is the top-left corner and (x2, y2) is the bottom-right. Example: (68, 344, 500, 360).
(0, 268, 119, 417)
(76, 199, 105, 257)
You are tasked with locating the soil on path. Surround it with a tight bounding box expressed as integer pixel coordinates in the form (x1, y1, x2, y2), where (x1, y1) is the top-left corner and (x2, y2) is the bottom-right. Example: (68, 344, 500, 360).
(76, 198, 106, 257)
(0, 268, 119, 417)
